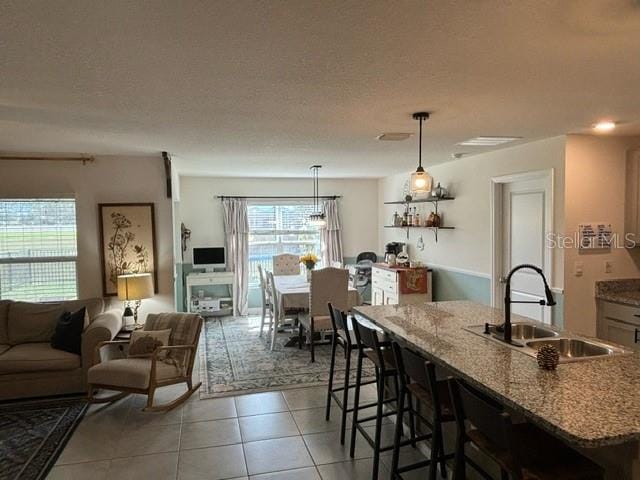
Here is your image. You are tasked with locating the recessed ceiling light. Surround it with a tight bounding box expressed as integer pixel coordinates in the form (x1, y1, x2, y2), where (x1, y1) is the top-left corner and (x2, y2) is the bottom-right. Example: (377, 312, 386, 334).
(457, 136, 521, 147)
(376, 133, 413, 141)
(593, 121, 616, 132)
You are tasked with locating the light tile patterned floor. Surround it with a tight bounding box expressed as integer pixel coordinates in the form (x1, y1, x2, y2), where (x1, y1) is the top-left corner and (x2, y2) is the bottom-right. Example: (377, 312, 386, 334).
(47, 382, 433, 480)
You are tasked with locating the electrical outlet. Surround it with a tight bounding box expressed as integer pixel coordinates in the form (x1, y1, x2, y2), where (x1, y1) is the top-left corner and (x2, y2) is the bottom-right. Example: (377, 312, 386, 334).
(574, 261, 584, 277)
(604, 260, 613, 274)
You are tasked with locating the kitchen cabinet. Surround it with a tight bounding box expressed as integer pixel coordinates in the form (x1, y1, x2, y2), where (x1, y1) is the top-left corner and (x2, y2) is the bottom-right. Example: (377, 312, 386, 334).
(371, 264, 432, 306)
(597, 300, 640, 351)
(624, 147, 640, 245)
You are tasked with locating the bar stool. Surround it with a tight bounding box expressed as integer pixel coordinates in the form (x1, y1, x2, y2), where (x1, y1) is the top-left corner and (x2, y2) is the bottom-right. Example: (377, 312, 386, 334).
(350, 318, 430, 480)
(390, 342, 455, 480)
(325, 303, 378, 445)
(449, 378, 605, 480)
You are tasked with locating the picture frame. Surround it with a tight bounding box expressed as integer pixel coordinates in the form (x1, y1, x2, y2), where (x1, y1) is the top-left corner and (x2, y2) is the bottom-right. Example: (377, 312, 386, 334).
(98, 203, 158, 296)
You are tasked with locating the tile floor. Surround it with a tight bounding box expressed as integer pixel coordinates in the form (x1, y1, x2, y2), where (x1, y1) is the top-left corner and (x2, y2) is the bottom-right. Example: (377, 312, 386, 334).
(47, 383, 435, 480)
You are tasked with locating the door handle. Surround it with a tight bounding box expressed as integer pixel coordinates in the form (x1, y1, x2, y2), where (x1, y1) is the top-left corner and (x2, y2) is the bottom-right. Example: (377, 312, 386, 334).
(635, 328, 639, 344)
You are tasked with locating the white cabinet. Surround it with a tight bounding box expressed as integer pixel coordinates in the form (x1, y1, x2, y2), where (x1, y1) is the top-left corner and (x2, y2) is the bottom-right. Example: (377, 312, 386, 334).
(371, 265, 432, 306)
(624, 147, 640, 245)
(597, 300, 640, 351)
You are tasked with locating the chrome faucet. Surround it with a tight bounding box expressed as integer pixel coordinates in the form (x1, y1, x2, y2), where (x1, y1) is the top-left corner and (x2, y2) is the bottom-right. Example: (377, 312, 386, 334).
(498, 264, 556, 344)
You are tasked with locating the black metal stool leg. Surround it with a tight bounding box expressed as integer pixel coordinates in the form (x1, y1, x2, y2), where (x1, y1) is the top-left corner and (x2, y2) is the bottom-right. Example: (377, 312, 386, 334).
(372, 367, 384, 480)
(340, 345, 351, 445)
(429, 414, 442, 480)
(349, 352, 364, 458)
(406, 390, 417, 447)
(325, 334, 338, 421)
(390, 382, 406, 479)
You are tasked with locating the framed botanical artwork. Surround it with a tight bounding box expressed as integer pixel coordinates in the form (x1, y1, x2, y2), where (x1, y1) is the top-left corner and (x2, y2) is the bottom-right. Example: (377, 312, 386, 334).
(98, 203, 158, 296)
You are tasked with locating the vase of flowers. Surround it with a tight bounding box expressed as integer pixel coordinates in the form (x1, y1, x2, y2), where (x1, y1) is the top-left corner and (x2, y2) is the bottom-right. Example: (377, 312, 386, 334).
(299, 252, 319, 281)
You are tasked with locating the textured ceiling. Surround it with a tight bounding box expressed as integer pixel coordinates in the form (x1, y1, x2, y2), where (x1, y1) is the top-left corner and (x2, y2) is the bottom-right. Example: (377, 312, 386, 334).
(1, 0, 640, 177)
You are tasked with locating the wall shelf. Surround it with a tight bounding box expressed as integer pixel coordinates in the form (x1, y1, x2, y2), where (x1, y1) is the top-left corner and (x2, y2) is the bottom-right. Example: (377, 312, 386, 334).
(384, 196, 455, 205)
(384, 225, 454, 241)
(384, 195, 456, 242)
(384, 225, 455, 229)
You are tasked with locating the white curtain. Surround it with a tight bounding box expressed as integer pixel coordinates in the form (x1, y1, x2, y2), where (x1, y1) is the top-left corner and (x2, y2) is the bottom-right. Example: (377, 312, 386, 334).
(222, 198, 249, 316)
(320, 199, 343, 267)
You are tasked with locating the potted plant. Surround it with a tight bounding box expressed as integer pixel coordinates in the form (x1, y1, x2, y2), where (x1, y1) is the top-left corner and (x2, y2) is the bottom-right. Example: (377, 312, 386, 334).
(299, 252, 319, 281)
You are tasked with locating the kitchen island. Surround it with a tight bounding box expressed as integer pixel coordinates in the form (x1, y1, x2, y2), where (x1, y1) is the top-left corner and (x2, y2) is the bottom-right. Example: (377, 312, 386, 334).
(353, 300, 640, 479)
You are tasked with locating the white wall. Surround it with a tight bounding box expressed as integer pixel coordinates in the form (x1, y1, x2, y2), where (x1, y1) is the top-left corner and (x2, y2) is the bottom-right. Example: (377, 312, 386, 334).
(177, 176, 379, 263)
(1, 156, 175, 317)
(378, 136, 566, 287)
(564, 134, 640, 335)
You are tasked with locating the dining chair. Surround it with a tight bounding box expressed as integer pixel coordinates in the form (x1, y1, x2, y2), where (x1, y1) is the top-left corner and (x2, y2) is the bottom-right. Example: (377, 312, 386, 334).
(298, 267, 348, 362)
(267, 270, 299, 350)
(273, 253, 300, 275)
(257, 264, 273, 337)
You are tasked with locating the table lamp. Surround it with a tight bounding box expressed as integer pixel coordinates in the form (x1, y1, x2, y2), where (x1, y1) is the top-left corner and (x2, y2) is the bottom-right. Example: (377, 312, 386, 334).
(117, 273, 154, 330)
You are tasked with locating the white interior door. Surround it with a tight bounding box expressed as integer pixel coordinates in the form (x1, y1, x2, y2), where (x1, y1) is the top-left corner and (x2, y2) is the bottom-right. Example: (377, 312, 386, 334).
(499, 177, 551, 323)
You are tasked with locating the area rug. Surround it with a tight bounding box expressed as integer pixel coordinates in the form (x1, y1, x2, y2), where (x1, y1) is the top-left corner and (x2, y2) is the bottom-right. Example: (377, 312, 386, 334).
(199, 316, 374, 398)
(0, 396, 87, 480)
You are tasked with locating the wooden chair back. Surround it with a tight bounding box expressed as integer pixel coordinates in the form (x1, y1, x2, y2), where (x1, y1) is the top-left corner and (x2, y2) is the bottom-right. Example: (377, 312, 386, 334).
(449, 378, 512, 450)
(267, 270, 280, 319)
(328, 302, 352, 347)
(309, 267, 348, 317)
(352, 316, 390, 372)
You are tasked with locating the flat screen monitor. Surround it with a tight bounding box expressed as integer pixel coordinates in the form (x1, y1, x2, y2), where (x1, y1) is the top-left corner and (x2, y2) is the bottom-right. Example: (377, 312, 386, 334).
(193, 247, 225, 271)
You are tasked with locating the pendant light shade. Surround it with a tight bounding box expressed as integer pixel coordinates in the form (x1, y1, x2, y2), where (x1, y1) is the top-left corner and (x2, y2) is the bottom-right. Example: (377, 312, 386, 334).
(410, 112, 433, 194)
(309, 165, 326, 227)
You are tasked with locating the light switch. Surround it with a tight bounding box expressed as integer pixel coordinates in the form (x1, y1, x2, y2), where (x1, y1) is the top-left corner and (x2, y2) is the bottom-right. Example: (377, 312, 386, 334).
(574, 261, 584, 277)
(604, 260, 613, 274)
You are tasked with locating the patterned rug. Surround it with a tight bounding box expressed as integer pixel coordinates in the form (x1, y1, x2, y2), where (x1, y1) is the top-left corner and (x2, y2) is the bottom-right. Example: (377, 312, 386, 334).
(199, 316, 374, 398)
(0, 396, 87, 480)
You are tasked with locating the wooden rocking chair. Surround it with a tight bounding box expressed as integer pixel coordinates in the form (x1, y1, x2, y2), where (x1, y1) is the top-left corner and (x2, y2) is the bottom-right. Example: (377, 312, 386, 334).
(87, 313, 203, 412)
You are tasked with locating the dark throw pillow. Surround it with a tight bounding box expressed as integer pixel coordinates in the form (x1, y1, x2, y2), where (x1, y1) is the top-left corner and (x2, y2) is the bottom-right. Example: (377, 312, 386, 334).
(50, 307, 86, 355)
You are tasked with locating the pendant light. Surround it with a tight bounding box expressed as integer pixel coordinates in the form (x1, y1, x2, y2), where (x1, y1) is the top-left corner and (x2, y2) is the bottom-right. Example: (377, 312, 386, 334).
(410, 112, 433, 194)
(309, 165, 326, 227)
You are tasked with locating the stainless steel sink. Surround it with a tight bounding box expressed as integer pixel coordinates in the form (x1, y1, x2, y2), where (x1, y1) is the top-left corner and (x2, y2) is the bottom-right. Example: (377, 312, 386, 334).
(463, 322, 631, 363)
(526, 338, 615, 359)
(509, 322, 559, 340)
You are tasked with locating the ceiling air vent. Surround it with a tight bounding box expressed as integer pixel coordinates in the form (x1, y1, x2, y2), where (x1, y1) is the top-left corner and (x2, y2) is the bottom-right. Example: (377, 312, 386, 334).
(376, 133, 413, 141)
(457, 136, 521, 146)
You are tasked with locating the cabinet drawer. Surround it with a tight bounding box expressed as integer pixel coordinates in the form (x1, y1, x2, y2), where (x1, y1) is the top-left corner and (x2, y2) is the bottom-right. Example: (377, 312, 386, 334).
(601, 301, 640, 326)
(384, 293, 398, 305)
(372, 267, 396, 283)
(602, 318, 640, 351)
(372, 277, 397, 295)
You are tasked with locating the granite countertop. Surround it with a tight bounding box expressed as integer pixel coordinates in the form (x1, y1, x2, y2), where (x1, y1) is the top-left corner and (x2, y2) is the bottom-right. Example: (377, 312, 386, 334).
(596, 278, 640, 307)
(353, 300, 640, 448)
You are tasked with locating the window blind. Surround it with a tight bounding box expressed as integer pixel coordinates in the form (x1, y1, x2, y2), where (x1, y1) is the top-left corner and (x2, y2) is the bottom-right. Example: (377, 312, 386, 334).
(0, 199, 78, 301)
(247, 203, 321, 286)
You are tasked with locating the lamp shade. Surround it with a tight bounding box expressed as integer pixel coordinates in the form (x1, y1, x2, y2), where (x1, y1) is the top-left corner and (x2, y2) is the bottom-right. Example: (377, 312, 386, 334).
(117, 273, 154, 301)
(410, 169, 432, 194)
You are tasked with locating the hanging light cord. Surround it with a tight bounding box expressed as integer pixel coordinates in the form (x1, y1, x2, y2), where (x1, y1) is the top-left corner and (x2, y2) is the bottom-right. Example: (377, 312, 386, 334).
(418, 115, 423, 169)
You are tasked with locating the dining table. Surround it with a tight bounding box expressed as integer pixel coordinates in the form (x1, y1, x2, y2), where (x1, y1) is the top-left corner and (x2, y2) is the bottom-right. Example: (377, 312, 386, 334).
(272, 273, 362, 316)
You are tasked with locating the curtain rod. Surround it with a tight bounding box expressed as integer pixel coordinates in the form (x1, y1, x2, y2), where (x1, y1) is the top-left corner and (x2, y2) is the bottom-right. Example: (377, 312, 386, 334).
(217, 195, 341, 200)
(0, 155, 94, 164)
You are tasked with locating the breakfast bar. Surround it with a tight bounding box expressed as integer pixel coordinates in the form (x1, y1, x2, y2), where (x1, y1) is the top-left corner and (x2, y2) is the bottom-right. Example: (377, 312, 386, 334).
(353, 300, 640, 479)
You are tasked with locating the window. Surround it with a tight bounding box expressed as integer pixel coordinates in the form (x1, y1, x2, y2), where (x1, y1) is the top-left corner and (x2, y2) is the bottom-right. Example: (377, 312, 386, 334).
(0, 199, 78, 302)
(248, 203, 321, 286)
